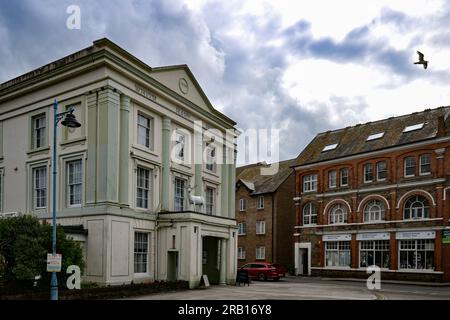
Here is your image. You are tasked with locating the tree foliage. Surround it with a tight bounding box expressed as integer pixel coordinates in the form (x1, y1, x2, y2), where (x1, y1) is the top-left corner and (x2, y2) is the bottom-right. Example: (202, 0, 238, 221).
(0, 215, 85, 291)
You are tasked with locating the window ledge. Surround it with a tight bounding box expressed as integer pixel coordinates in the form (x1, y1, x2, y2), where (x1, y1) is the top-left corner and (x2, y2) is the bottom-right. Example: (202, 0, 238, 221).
(61, 137, 86, 147)
(419, 172, 431, 176)
(397, 269, 442, 274)
(171, 161, 193, 170)
(133, 273, 151, 278)
(357, 267, 389, 271)
(204, 169, 219, 177)
(132, 144, 158, 157)
(27, 146, 50, 156)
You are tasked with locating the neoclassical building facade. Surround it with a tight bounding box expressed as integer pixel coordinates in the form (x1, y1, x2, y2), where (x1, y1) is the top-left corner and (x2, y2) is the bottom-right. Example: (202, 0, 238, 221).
(293, 107, 450, 282)
(0, 38, 238, 288)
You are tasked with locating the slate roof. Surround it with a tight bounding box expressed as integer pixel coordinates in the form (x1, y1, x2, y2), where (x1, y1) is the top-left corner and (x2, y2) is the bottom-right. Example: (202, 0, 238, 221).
(294, 106, 450, 167)
(236, 159, 295, 195)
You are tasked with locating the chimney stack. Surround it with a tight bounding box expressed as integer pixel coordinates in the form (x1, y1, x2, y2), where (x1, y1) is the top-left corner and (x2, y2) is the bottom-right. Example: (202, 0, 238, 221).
(446, 108, 450, 135)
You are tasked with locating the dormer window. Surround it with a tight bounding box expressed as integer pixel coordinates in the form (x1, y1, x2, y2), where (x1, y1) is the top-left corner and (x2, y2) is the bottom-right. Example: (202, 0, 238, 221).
(366, 132, 384, 141)
(322, 143, 338, 152)
(403, 123, 424, 133)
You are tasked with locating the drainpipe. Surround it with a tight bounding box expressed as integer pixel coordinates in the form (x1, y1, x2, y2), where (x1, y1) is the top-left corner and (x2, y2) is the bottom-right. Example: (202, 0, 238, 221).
(272, 193, 275, 263)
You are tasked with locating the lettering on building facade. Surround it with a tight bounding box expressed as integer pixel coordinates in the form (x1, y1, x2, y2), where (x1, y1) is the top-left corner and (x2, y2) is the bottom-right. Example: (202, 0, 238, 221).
(135, 83, 157, 101)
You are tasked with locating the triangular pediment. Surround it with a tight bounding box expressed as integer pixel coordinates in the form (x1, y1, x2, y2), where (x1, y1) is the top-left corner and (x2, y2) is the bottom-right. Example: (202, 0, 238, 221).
(150, 65, 214, 113)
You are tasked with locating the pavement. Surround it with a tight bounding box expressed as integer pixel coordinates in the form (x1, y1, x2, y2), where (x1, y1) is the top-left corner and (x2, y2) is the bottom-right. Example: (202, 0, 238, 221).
(125, 276, 450, 300)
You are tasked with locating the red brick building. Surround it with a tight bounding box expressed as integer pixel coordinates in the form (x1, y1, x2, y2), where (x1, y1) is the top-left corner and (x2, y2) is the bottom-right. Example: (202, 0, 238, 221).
(236, 160, 295, 271)
(293, 106, 450, 282)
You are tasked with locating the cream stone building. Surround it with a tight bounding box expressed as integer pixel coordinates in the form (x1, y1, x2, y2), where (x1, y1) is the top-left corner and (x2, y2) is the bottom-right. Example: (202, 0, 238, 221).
(0, 38, 238, 288)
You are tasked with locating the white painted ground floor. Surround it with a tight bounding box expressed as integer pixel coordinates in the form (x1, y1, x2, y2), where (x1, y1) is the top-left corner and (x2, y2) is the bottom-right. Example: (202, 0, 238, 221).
(48, 210, 238, 288)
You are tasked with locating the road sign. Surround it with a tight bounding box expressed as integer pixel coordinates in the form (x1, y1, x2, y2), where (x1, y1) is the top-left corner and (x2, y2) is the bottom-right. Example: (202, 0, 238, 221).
(443, 230, 450, 244)
(47, 254, 62, 272)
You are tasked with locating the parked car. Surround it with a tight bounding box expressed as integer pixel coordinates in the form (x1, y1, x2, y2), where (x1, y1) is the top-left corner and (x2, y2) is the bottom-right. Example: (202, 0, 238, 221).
(271, 263, 286, 278)
(239, 262, 283, 281)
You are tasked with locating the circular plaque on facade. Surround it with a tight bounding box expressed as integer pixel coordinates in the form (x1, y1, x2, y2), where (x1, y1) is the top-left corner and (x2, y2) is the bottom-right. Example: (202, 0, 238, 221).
(178, 78, 189, 94)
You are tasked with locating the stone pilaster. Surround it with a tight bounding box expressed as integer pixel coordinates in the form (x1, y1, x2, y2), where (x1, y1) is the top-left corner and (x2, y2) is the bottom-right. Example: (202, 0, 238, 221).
(96, 86, 120, 204)
(161, 116, 171, 211)
(86, 91, 98, 204)
(118, 94, 130, 207)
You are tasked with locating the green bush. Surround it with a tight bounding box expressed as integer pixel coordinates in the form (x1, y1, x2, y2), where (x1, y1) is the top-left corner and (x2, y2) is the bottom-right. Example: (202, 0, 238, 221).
(0, 215, 85, 292)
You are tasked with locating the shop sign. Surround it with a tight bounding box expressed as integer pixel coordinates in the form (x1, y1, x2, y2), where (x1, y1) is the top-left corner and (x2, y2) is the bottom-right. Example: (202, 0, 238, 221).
(396, 231, 435, 240)
(356, 232, 390, 241)
(322, 234, 351, 242)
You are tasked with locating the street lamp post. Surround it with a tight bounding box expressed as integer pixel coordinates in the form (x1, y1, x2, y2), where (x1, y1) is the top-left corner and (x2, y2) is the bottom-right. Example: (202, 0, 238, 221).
(50, 99, 81, 300)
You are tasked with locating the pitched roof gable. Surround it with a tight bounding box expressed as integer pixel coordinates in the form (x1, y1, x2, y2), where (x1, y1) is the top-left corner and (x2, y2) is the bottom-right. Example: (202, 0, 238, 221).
(236, 159, 295, 195)
(150, 65, 235, 125)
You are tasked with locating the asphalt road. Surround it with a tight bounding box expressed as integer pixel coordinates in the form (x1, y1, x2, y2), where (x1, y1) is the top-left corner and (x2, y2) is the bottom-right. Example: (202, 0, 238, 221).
(127, 276, 450, 300)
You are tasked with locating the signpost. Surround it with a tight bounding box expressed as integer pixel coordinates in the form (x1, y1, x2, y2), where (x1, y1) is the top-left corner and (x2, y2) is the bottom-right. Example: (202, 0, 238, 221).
(443, 230, 450, 244)
(47, 254, 62, 273)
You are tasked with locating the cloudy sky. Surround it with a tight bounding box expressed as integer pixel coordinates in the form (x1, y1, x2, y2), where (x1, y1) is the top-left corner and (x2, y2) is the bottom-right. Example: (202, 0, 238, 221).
(1, 0, 449, 164)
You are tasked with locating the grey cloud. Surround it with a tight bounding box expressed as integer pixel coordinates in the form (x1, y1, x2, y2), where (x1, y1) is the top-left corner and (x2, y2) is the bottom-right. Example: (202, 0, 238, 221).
(1, 0, 450, 162)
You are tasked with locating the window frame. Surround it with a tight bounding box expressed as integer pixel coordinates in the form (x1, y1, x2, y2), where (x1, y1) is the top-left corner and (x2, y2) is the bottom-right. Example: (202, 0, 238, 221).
(403, 195, 429, 220)
(398, 239, 434, 270)
(174, 177, 186, 211)
(174, 131, 186, 161)
(256, 220, 266, 235)
(32, 113, 47, 150)
(237, 247, 246, 260)
(134, 231, 150, 275)
(363, 163, 373, 183)
(205, 145, 216, 172)
(136, 167, 151, 210)
(419, 154, 431, 176)
(32, 166, 47, 210)
(303, 173, 318, 192)
(325, 241, 351, 267)
(376, 161, 387, 181)
(257, 195, 264, 209)
(404, 156, 416, 177)
(329, 204, 348, 225)
(303, 202, 317, 225)
(239, 198, 246, 212)
(340, 168, 349, 187)
(205, 186, 215, 215)
(328, 170, 337, 189)
(0, 169, 3, 213)
(255, 246, 266, 260)
(359, 240, 389, 269)
(238, 222, 246, 235)
(66, 159, 83, 208)
(363, 199, 386, 222)
(137, 113, 153, 150)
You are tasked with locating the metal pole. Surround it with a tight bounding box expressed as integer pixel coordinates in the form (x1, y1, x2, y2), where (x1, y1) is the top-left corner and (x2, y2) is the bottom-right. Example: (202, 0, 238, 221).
(50, 99, 58, 300)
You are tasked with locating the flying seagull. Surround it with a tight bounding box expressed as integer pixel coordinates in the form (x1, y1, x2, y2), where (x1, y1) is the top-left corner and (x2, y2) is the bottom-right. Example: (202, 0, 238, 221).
(414, 51, 428, 69)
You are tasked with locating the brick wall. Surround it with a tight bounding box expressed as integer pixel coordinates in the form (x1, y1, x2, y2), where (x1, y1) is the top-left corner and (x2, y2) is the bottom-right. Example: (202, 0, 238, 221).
(294, 139, 450, 281)
(236, 186, 273, 267)
(273, 173, 295, 270)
